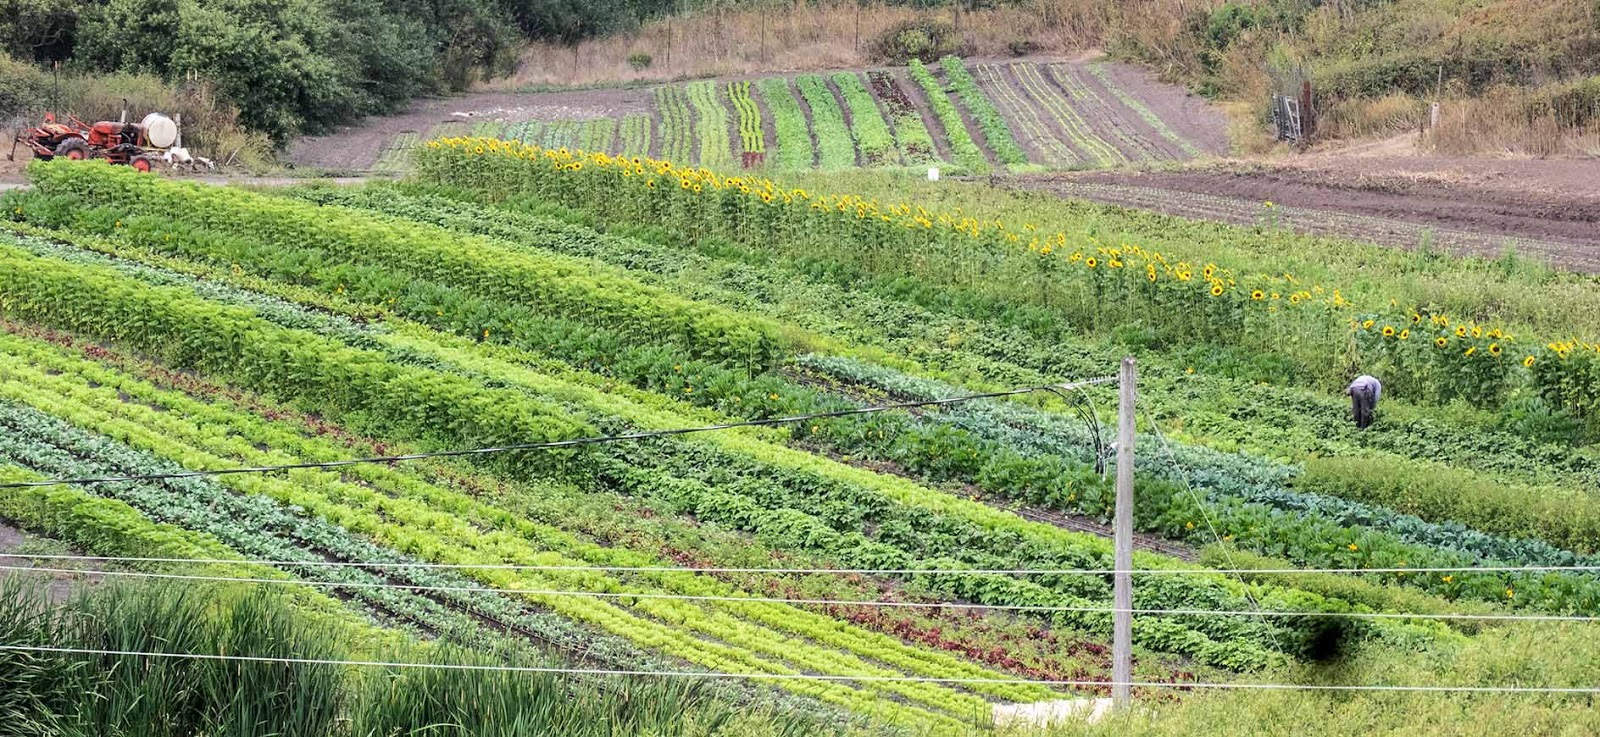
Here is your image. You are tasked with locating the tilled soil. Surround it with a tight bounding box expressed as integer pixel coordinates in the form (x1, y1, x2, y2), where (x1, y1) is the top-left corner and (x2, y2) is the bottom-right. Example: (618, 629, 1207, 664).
(1022, 163, 1600, 272)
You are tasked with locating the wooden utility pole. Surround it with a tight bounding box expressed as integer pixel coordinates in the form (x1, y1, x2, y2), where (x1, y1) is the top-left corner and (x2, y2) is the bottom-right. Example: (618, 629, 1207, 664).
(854, 2, 862, 53)
(1112, 356, 1136, 708)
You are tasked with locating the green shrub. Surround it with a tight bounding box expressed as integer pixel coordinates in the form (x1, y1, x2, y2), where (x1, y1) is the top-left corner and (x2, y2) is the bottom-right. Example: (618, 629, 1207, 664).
(869, 19, 958, 64)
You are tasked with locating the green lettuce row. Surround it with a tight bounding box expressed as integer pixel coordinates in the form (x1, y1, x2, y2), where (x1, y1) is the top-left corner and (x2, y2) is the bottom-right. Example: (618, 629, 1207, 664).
(618, 115, 653, 159)
(728, 81, 766, 155)
(654, 86, 695, 163)
(795, 75, 857, 170)
(832, 72, 899, 167)
(757, 78, 815, 170)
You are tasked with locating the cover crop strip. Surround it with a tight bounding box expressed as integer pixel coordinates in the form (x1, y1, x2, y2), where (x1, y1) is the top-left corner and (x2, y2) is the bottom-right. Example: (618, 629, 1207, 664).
(832, 72, 900, 167)
(686, 81, 734, 169)
(795, 75, 857, 170)
(972, 64, 1078, 167)
(907, 59, 989, 174)
(939, 57, 1027, 167)
(1010, 63, 1125, 166)
(756, 78, 815, 170)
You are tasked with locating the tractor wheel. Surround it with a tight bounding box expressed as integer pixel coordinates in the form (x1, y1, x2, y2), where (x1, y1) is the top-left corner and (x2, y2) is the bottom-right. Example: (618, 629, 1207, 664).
(130, 155, 154, 173)
(55, 137, 88, 160)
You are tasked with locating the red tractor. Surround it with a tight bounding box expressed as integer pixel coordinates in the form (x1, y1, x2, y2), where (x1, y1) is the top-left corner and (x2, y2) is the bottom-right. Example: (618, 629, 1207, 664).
(10, 104, 178, 172)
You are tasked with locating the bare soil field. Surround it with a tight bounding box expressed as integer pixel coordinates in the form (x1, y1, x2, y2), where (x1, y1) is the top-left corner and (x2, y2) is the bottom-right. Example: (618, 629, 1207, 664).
(1022, 156, 1600, 272)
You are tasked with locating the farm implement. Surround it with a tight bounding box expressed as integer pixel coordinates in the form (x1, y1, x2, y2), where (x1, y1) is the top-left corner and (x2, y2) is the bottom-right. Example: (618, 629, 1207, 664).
(10, 103, 179, 172)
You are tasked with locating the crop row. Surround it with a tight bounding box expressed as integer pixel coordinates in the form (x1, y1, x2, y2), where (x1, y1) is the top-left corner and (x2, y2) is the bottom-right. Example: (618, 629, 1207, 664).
(40, 165, 1600, 633)
(0, 329, 1011, 728)
(833, 72, 899, 167)
(407, 140, 1582, 416)
(18, 217, 1292, 665)
(1043, 63, 1158, 162)
(757, 78, 814, 170)
(0, 394, 812, 715)
(867, 70, 938, 166)
(727, 81, 765, 155)
(686, 81, 734, 170)
(795, 75, 857, 170)
(580, 118, 618, 153)
(8, 284, 1183, 700)
(655, 85, 695, 163)
(1083, 63, 1205, 158)
(972, 63, 1077, 167)
(907, 59, 988, 174)
(940, 57, 1028, 167)
(0, 201, 1286, 665)
(27, 161, 794, 368)
(258, 175, 1600, 499)
(617, 115, 653, 158)
(1010, 63, 1124, 166)
(503, 119, 545, 143)
(2, 187, 1326, 667)
(266, 184, 1600, 614)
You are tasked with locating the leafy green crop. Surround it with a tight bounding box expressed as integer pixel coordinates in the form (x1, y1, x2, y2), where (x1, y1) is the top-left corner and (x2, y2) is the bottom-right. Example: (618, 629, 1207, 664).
(940, 56, 1028, 166)
(907, 59, 988, 174)
(795, 75, 856, 170)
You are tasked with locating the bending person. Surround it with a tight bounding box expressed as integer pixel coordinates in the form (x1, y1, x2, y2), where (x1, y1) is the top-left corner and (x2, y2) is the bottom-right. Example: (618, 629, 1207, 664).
(1346, 374, 1381, 430)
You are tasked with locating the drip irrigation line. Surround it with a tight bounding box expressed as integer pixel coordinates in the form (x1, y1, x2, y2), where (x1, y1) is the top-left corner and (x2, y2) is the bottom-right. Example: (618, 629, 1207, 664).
(3, 553, 1596, 577)
(2, 645, 1598, 694)
(0, 377, 1117, 490)
(4, 565, 1593, 623)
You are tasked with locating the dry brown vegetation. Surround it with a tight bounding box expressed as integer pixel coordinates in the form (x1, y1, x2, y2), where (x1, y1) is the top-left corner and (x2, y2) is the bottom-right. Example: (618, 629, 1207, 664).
(503, 0, 1158, 89)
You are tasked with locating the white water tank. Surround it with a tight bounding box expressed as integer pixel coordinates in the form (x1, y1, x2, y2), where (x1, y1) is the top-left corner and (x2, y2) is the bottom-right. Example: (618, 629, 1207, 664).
(141, 113, 179, 149)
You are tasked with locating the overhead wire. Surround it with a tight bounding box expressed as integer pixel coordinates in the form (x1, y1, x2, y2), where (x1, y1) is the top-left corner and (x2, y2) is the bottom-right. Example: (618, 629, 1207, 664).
(2, 553, 1594, 577)
(3, 565, 1593, 623)
(1, 645, 1598, 694)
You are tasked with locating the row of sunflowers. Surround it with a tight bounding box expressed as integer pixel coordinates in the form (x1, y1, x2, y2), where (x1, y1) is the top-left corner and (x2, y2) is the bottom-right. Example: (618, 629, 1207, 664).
(417, 138, 1599, 416)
